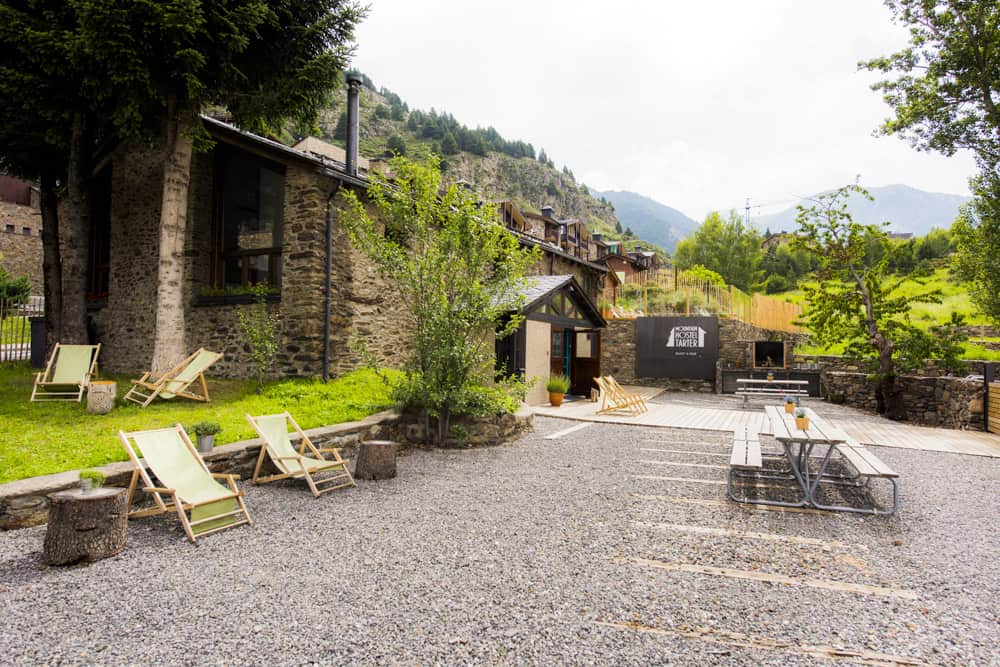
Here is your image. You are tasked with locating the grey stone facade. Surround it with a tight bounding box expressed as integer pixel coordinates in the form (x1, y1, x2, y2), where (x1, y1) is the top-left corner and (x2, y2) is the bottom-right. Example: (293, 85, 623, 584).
(0, 201, 42, 292)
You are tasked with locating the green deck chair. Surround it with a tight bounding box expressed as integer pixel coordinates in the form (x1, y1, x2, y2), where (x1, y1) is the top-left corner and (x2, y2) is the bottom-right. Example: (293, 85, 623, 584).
(123, 348, 223, 407)
(120, 424, 252, 543)
(247, 412, 356, 497)
(30, 343, 101, 402)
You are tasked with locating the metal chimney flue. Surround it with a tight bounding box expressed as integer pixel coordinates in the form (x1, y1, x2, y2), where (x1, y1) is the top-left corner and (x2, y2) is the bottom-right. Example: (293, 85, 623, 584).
(345, 72, 362, 177)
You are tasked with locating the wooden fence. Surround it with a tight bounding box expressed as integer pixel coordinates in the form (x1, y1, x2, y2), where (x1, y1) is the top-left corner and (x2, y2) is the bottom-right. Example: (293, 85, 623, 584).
(604, 268, 803, 333)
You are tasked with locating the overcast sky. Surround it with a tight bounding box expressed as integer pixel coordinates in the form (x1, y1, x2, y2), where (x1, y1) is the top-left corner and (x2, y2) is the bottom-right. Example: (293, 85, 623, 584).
(352, 1, 977, 221)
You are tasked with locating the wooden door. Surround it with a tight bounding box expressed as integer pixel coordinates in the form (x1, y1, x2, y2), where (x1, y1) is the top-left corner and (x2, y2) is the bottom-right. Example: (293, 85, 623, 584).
(571, 330, 601, 396)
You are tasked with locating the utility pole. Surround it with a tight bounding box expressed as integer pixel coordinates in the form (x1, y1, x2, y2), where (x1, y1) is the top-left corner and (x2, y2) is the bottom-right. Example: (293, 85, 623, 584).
(745, 197, 751, 226)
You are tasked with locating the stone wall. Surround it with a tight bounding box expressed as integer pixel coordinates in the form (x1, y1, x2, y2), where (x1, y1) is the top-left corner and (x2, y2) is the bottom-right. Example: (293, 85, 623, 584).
(0, 201, 43, 292)
(824, 371, 986, 429)
(0, 408, 533, 530)
(600, 318, 714, 392)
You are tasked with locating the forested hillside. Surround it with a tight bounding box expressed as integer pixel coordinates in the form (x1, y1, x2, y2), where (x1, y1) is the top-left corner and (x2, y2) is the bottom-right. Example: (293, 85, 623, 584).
(594, 190, 698, 252)
(290, 74, 669, 256)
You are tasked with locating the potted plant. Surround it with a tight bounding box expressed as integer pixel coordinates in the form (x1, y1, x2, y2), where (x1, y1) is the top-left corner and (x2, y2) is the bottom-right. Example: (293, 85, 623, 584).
(546, 375, 571, 407)
(79, 469, 106, 494)
(783, 396, 796, 414)
(794, 409, 809, 431)
(190, 421, 222, 453)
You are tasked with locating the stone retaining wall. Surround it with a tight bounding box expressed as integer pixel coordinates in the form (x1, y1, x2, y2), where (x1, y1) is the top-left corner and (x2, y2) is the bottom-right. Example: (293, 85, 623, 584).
(0, 409, 533, 530)
(824, 371, 985, 429)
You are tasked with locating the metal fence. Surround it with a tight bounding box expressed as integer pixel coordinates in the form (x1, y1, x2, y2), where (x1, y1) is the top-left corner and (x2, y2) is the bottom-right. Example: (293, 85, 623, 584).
(603, 269, 804, 333)
(0, 296, 44, 363)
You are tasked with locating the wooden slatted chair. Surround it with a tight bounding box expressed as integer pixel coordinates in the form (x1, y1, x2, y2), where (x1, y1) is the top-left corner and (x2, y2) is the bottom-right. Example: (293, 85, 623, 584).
(123, 348, 223, 407)
(594, 376, 645, 415)
(30, 343, 101, 402)
(120, 424, 252, 543)
(246, 412, 356, 497)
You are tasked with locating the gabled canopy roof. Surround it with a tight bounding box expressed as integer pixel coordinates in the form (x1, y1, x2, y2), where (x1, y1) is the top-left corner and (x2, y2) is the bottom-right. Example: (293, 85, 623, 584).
(516, 275, 606, 328)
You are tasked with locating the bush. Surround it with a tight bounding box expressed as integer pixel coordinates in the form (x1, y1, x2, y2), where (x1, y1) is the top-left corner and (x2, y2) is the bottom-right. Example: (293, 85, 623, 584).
(79, 469, 106, 488)
(0, 260, 30, 318)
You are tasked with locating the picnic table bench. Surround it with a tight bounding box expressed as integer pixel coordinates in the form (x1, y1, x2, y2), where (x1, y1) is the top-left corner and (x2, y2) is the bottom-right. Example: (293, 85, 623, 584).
(735, 378, 809, 408)
(726, 406, 899, 515)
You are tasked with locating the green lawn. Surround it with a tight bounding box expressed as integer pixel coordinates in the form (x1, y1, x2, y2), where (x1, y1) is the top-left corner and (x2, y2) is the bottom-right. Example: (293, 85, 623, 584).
(0, 366, 399, 484)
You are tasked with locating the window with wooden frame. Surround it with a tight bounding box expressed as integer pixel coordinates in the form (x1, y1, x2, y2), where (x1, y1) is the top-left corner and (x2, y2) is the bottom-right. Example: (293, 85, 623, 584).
(212, 147, 285, 289)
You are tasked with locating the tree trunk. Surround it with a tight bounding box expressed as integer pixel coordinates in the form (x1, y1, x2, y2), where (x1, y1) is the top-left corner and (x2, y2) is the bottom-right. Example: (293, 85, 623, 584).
(43, 487, 128, 565)
(61, 112, 91, 344)
(39, 172, 63, 352)
(354, 440, 400, 480)
(150, 106, 194, 373)
(877, 374, 907, 421)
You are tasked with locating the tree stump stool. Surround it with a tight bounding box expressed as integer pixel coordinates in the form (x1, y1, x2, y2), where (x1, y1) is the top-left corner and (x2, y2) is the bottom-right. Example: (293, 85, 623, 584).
(354, 440, 400, 480)
(87, 381, 117, 415)
(43, 487, 128, 565)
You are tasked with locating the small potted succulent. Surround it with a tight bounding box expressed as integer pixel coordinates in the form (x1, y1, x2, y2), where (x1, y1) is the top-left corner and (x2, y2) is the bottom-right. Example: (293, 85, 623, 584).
(794, 409, 809, 431)
(190, 421, 222, 454)
(783, 396, 796, 414)
(79, 469, 106, 494)
(546, 374, 571, 407)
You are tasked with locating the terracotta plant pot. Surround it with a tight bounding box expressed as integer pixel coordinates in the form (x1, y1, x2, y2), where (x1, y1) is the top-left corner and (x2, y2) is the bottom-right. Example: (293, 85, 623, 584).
(784, 403, 795, 414)
(795, 417, 809, 431)
(549, 392, 565, 407)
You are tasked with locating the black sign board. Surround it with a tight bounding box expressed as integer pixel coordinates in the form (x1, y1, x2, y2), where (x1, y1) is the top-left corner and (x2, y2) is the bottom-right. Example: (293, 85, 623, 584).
(635, 316, 719, 379)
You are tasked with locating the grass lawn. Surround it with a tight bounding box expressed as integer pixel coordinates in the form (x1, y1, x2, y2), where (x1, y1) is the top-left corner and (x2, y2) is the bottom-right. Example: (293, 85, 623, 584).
(0, 365, 399, 484)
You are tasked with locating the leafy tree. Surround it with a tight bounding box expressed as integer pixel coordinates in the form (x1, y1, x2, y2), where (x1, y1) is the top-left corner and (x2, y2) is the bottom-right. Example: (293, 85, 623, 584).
(75, 0, 365, 371)
(340, 157, 539, 445)
(794, 185, 965, 418)
(373, 104, 390, 120)
(952, 183, 1000, 324)
(0, 258, 31, 318)
(685, 264, 726, 287)
(860, 0, 1000, 169)
(386, 134, 407, 156)
(673, 211, 762, 291)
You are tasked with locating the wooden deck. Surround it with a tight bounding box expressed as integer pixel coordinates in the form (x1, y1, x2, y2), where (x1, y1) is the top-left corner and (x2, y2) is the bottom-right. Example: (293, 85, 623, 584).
(532, 387, 1000, 458)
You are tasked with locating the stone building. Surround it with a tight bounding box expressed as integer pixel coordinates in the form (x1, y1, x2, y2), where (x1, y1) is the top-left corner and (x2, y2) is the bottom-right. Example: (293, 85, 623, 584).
(87, 113, 410, 378)
(0, 176, 43, 292)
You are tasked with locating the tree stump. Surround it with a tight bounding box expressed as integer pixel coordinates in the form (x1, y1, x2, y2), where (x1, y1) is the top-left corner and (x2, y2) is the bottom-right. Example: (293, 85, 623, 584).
(43, 487, 128, 565)
(87, 381, 117, 415)
(354, 440, 400, 480)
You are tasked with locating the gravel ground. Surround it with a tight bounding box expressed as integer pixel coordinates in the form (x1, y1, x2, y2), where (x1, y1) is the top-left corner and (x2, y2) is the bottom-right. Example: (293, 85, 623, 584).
(1, 416, 998, 665)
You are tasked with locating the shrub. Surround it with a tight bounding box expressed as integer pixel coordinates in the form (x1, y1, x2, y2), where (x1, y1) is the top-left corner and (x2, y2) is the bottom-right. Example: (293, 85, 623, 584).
(237, 283, 281, 395)
(190, 421, 222, 436)
(546, 374, 571, 393)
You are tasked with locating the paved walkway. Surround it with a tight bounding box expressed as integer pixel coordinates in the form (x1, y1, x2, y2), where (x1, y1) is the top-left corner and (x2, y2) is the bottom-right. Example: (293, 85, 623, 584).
(532, 387, 1000, 458)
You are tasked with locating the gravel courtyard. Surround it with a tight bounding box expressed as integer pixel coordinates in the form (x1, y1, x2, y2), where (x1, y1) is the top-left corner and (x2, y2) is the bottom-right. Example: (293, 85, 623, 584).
(1, 415, 998, 665)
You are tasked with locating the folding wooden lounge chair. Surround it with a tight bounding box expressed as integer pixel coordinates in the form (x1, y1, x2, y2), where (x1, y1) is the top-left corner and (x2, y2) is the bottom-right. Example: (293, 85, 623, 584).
(594, 376, 646, 416)
(247, 412, 356, 497)
(606, 376, 649, 413)
(30, 343, 101, 402)
(120, 424, 252, 543)
(123, 348, 223, 407)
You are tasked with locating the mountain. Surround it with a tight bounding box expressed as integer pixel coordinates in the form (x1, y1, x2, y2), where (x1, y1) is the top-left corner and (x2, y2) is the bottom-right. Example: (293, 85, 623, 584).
(284, 75, 671, 257)
(753, 185, 971, 236)
(593, 190, 699, 252)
